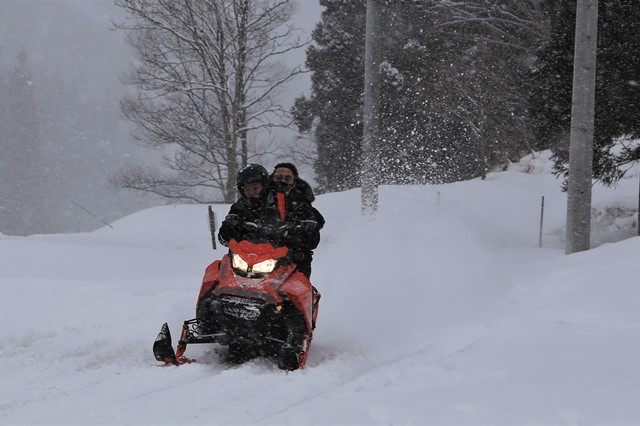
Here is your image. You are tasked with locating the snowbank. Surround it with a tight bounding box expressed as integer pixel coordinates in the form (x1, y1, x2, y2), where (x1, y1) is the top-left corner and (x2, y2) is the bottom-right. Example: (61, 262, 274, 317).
(0, 165, 638, 425)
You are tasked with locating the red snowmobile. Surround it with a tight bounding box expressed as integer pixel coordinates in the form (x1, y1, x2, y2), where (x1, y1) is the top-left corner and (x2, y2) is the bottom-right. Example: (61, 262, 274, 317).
(153, 239, 320, 370)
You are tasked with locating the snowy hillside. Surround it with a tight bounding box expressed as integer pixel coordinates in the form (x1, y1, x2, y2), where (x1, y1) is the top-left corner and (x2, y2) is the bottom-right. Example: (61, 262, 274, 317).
(1, 165, 638, 425)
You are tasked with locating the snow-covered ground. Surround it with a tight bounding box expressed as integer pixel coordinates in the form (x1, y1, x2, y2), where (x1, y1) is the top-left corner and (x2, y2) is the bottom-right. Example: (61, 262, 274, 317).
(1, 161, 638, 425)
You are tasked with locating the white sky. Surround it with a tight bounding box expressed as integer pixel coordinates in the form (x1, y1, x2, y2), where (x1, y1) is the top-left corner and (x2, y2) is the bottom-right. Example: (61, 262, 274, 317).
(0, 0, 324, 230)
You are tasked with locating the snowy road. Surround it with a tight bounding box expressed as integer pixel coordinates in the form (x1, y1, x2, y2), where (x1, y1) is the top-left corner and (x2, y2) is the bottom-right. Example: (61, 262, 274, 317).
(1, 171, 639, 425)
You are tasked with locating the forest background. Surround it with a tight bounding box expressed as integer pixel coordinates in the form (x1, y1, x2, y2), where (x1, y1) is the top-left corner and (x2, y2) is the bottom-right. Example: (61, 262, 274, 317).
(0, 0, 637, 235)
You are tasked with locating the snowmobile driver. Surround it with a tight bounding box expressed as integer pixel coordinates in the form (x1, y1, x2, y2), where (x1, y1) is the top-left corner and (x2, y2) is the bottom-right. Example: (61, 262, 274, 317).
(218, 164, 321, 278)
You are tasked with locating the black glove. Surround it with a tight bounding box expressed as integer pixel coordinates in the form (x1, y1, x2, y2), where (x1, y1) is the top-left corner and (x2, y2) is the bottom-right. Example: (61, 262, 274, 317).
(277, 222, 299, 244)
(300, 219, 318, 235)
(224, 214, 241, 229)
(276, 221, 294, 236)
(284, 234, 304, 247)
(243, 221, 260, 231)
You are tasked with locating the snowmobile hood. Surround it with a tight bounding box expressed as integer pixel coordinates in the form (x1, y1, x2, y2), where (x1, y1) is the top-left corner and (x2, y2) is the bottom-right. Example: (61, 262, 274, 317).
(229, 239, 289, 267)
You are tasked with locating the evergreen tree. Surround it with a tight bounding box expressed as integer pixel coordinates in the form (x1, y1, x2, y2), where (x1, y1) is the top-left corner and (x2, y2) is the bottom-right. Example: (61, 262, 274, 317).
(376, 2, 543, 183)
(294, 0, 366, 192)
(530, 0, 640, 184)
(295, 1, 545, 192)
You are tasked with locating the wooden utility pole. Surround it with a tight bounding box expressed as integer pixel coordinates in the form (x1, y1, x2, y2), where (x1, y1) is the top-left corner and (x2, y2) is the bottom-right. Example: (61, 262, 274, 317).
(361, 0, 382, 216)
(565, 0, 599, 254)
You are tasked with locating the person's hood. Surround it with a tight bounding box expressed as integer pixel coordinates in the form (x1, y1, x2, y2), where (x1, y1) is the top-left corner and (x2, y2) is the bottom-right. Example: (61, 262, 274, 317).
(294, 178, 315, 203)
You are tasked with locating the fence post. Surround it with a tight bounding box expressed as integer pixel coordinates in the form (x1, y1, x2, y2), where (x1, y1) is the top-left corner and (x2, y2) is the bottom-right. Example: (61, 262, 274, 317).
(539, 196, 545, 248)
(208, 205, 216, 250)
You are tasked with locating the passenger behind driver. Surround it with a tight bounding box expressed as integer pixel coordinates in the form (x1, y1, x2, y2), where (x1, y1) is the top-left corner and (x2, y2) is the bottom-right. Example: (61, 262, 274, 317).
(270, 163, 324, 277)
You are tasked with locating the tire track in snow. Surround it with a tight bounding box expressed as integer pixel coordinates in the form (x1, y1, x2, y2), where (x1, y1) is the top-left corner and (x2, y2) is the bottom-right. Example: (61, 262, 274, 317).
(113, 351, 242, 405)
(252, 324, 491, 424)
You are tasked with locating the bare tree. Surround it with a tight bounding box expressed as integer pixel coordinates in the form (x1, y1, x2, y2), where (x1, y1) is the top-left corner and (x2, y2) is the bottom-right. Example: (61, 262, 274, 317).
(113, 0, 305, 202)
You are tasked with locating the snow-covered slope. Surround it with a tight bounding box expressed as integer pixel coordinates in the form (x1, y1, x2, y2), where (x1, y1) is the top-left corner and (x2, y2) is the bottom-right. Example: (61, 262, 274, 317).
(1, 167, 638, 425)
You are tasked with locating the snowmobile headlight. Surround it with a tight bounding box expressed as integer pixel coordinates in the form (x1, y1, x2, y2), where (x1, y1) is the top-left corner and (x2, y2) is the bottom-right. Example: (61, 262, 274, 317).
(232, 254, 249, 272)
(252, 258, 277, 274)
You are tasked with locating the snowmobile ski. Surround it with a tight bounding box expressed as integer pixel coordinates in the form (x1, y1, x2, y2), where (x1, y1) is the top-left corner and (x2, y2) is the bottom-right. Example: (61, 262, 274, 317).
(153, 322, 195, 366)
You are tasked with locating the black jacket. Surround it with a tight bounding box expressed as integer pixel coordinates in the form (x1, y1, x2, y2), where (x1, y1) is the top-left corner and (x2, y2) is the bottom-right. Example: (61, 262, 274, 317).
(218, 189, 320, 255)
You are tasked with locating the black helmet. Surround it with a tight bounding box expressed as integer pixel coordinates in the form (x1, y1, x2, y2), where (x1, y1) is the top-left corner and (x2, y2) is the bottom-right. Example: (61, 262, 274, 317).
(237, 164, 269, 196)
